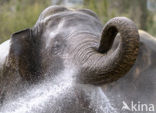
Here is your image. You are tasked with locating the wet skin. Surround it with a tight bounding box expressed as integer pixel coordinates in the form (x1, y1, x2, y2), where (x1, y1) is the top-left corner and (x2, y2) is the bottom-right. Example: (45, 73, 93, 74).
(0, 6, 155, 113)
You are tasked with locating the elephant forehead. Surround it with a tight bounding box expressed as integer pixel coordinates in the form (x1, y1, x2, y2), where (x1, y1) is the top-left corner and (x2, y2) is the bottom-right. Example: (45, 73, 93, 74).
(37, 6, 70, 22)
(36, 6, 100, 26)
(40, 12, 102, 48)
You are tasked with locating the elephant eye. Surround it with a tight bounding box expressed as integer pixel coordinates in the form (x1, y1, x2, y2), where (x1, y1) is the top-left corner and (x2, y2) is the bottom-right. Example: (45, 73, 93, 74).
(50, 36, 66, 55)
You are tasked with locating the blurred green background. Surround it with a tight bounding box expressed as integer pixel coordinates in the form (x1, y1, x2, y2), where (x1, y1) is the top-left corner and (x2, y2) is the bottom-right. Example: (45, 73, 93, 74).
(0, 0, 156, 43)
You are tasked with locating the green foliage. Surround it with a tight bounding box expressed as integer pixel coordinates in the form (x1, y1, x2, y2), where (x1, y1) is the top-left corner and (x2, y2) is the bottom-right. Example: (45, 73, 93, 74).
(84, 0, 111, 24)
(0, 0, 156, 43)
(84, 0, 156, 37)
(147, 14, 156, 36)
(83, 0, 131, 24)
(0, 0, 50, 43)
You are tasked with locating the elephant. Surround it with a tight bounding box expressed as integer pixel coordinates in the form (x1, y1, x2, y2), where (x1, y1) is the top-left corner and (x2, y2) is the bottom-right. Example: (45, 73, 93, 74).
(0, 6, 155, 113)
(101, 30, 156, 113)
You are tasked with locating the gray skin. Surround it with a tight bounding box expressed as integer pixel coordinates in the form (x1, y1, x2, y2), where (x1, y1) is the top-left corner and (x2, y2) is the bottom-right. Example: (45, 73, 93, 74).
(1, 5, 155, 113)
(103, 30, 156, 113)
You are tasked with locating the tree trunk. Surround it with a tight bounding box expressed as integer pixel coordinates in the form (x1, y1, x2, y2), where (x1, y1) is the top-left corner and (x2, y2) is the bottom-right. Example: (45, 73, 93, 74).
(139, 0, 148, 30)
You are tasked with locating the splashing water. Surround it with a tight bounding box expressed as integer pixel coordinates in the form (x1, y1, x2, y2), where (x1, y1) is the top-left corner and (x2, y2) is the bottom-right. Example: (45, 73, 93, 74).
(77, 84, 118, 113)
(90, 87, 118, 113)
(0, 67, 76, 113)
(0, 64, 118, 113)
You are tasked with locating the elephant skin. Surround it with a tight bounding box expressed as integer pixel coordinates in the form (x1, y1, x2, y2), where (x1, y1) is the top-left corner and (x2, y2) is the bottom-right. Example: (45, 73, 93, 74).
(0, 6, 155, 113)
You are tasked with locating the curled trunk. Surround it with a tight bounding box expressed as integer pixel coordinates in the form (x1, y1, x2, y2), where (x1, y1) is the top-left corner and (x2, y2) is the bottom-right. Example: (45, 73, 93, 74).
(76, 17, 139, 84)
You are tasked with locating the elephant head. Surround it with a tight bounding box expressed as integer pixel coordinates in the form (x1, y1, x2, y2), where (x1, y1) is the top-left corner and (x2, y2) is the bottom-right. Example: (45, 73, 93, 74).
(8, 6, 139, 85)
(0, 6, 141, 113)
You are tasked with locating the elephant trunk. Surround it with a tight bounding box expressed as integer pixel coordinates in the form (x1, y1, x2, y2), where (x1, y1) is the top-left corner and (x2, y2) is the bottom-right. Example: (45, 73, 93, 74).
(77, 17, 139, 84)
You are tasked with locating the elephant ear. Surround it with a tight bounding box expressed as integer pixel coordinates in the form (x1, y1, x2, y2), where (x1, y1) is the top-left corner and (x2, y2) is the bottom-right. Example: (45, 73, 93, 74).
(9, 29, 41, 82)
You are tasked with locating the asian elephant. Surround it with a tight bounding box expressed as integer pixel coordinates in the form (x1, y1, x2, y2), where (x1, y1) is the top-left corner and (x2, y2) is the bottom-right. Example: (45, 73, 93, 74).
(0, 6, 155, 113)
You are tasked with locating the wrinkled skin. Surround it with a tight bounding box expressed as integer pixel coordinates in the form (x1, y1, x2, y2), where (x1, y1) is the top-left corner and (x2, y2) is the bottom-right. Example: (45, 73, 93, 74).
(102, 30, 156, 113)
(0, 6, 155, 113)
